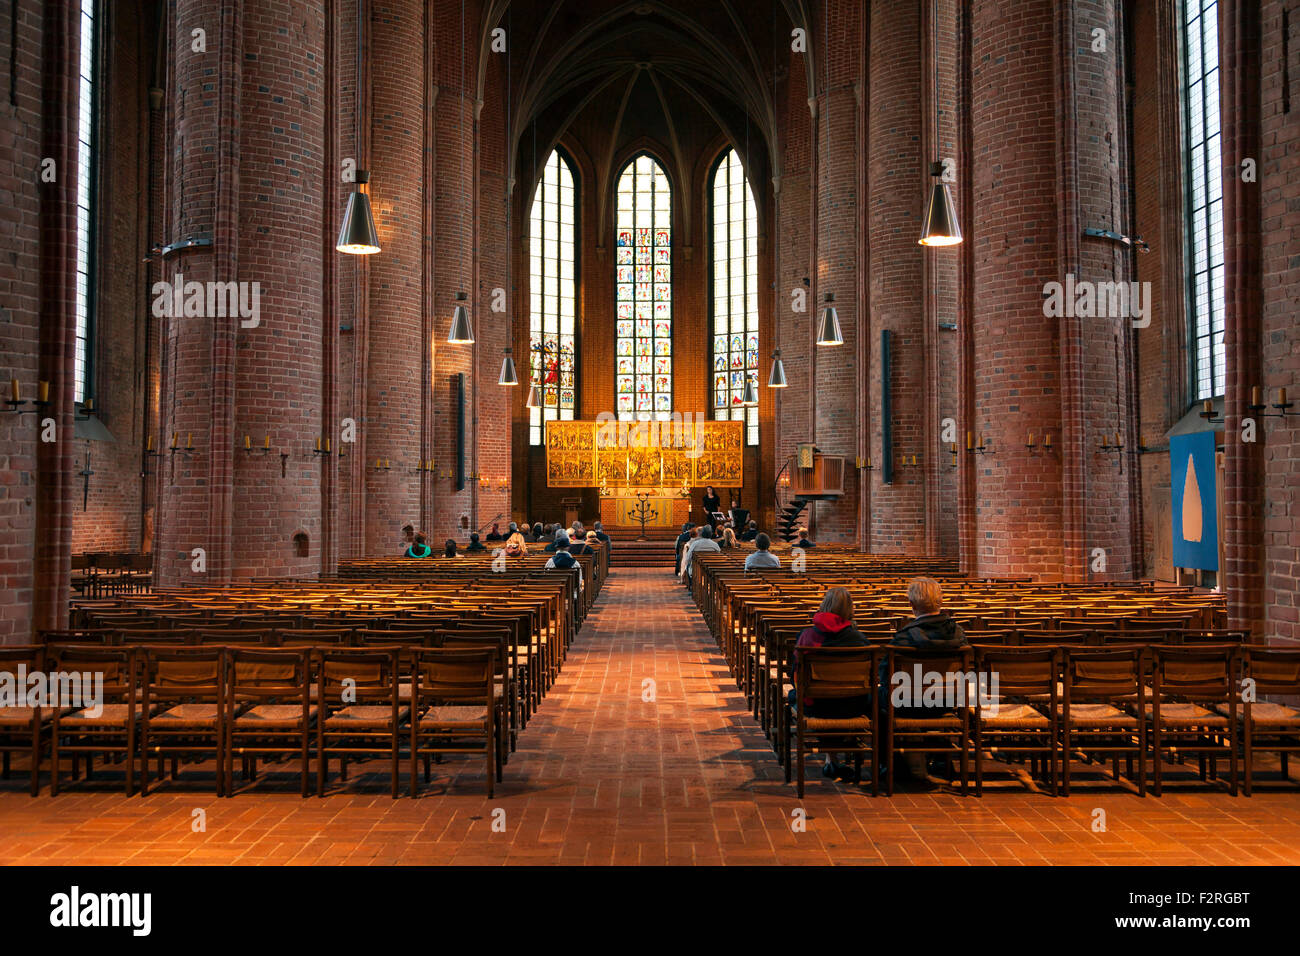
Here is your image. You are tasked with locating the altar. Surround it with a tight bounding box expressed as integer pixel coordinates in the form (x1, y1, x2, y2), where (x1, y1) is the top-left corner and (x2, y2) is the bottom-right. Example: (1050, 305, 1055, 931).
(544, 417, 743, 534)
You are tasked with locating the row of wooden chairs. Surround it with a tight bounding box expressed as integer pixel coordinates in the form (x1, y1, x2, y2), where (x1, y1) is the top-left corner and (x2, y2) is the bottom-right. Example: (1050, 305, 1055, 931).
(780, 644, 1300, 798)
(71, 553, 153, 597)
(0, 643, 511, 798)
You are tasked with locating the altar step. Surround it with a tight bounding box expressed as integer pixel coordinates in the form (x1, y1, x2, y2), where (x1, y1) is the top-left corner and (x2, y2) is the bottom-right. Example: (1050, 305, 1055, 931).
(604, 538, 680, 569)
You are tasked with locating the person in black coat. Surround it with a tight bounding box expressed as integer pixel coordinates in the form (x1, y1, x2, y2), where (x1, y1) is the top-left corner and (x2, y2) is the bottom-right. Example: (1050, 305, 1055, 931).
(485, 523, 504, 542)
(674, 522, 695, 575)
(701, 486, 721, 526)
(466, 532, 487, 552)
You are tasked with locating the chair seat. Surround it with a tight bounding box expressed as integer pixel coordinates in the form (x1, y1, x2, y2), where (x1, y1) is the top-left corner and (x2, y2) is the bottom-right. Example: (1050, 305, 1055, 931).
(1058, 703, 1138, 728)
(0, 707, 60, 725)
(970, 702, 1049, 727)
(152, 703, 221, 728)
(234, 704, 318, 727)
(893, 716, 962, 730)
(1152, 702, 1229, 728)
(803, 716, 872, 732)
(1218, 701, 1300, 727)
(60, 703, 144, 726)
(419, 705, 489, 729)
(323, 705, 410, 729)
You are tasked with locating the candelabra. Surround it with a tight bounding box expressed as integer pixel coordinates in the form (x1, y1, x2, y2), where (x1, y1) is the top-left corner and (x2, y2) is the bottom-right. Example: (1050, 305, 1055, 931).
(629, 491, 659, 542)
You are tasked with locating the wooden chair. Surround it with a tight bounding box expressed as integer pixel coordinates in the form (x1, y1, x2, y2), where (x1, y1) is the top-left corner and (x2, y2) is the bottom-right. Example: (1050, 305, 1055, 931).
(787, 646, 880, 798)
(48, 645, 140, 796)
(433, 629, 515, 758)
(1149, 644, 1238, 795)
(1233, 647, 1300, 795)
(226, 647, 315, 797)
(0, 646, 48, 795)
(970, 647, 1060, 795)
(315, 647, 406, 798)
(139, 646, 227, 795)
(409, 648, 500, 798)
(882, 647, 974, 795)
(1060, 647, 1148, 796)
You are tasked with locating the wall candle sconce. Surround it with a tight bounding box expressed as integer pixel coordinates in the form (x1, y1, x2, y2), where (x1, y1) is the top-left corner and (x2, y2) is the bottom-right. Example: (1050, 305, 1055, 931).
(1246, 386, 1293, 420)
(1025, 432, 1055, 456)
(170, 432, 197, 458)
(141, 434, 162, 477)
(1099, 430, 1125, 474)
(1198, 399, 1224, 425)
(7, 379, 52, 414)
(967, 431, 994, 455)
(949, 443, 959, 468)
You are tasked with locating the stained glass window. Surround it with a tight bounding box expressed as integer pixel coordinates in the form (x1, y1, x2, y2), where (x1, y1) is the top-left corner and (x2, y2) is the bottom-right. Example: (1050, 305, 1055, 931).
(709, 149, 759, 445)
(528, 149, 577, 446)
(1183, 0, 1224, 401)
(75, 0, 98, 405)
(614, 154, 672, 421)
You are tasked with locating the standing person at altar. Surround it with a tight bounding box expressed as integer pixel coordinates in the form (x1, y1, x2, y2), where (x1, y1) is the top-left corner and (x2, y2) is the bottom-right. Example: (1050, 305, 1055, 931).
(701, 485, 721, 528)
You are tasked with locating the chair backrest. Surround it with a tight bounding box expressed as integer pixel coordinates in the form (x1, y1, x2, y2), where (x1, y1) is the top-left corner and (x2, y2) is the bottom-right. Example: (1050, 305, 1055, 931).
(47, 643, 135, 692)
(1178, 628, 1248, 645)
(228, 646, 310, 698)
(1150, 645, 1237, 701)
(975, 646, 1059, 699)
(1061, 646, 1146, 702)
(140, 646, 224, 699)
(315, 647, 399, 703)
(193, 628, 270, 645)
(1242, 647, 1300, 697)
(798, 646, 878, 701)
(354, 629, 434, 649)
(274, 627, 354, 647)
(412, 648, 495, 704)
(0, 645, 44, 691)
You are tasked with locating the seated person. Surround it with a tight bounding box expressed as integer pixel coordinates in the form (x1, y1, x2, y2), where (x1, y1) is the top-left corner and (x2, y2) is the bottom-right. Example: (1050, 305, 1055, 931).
(584, 530, 601, 552)
(674, 522, 695, 575)
(793, 527, 816, 549)
(887, 577, 969, 780)
(569, 534, 590, 556)
(739, 520, 759, 542)
(404, 532, 432, 558)
(789, 587, 870, 778)
(729, 498, 750, 531)
(593, 521, 611, 546)
(744, 532, 781, 570)
(529, 522, 544, 542)
(720, 526, 737, 549)
(400, 523, 416, 553)
(443, 539, 461, 558)
(679, 525, 720, 585)
(504, 531, 527, 557)
(485, 522, 504, 541)
(466, 532, 487, 552)
(544, 531, 576, 569)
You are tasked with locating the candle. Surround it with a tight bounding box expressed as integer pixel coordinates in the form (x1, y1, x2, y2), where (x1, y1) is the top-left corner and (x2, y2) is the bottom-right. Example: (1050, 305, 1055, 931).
(1252, 386, 1261, 407)
(1045, 433, 1052, 449)
(84, 398, 93, 411)
(146, 435, 153, 452)
(911, 454, 918, 466)
(170, 432, 178, 449)
(1280, 388, 1288, 406)
(264, 434, 271, 449)
(185, 433, 193, 449)
(8, 379, 17, 403)
(1203, 399, 1213, 415)
(38, 380, 49, 403)
(315, 437, 321, 452)
(1115, 432, 1121, 448)
(978, 433, 984, 449)
(244, 435, 251, 450)
(385, 458, 390, 470)
(375, 458, 382, 469)
(1028, 431, 1035, 446)
(966, 431, 973, 450)
(324, 437, 331, 453)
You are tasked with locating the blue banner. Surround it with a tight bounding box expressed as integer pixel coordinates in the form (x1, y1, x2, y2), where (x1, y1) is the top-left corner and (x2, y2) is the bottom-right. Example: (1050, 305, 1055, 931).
(1170, 431, 1217, 571)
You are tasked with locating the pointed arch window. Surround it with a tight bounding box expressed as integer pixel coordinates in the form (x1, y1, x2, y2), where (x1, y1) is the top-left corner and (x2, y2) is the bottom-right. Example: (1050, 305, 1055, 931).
(74, 0, 99, 405)
(528, 149, 578, 446)
(709, 149, 759, 445)
(614, 154, 672, 421)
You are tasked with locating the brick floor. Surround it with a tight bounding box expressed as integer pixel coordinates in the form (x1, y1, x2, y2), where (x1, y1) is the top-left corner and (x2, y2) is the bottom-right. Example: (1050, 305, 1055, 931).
(2, 568, 1298, 865)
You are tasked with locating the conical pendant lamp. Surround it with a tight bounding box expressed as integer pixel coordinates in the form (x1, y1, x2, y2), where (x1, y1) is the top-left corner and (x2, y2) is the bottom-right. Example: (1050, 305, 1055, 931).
(336, 171, 380, 255)
(741, 375, 759, 406)
(447, 291, 473, 344)
(767, 350, 788, 387)
(525, 381, 542, 409)
(918, 162, 962, 246)
(498, 347, 518, 385)
(816, 293, 843, 346)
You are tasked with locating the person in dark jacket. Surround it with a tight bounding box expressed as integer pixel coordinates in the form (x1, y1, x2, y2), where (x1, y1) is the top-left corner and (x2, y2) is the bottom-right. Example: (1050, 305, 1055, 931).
(886, 576, 969, 781)
(593, 521, 611, 546)
(674, 522, 694, 575)
(466, 532, 487, 552)
(485, 523, 504, 542)
(789, 587, 871, 779)
(529, 522, 543, 542)
(739, 520, 759, 542)
(443, 539, 460, 558)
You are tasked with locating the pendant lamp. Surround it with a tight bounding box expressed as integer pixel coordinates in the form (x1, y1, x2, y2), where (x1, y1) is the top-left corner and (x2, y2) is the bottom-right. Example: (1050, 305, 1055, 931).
(767, 350, 788, 388)
(447, 292, 473, 344)
(498, 347, 518, 385)
(816, 293, 843, 346)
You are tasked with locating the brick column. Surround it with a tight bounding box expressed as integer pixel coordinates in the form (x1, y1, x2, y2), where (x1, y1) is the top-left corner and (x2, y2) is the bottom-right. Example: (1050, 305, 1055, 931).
(1219, 0, 1264, 635)
(362, 0, 425, 554)
(157, 0, 326, 583)
(867, 0, 924, 553)
(34, 0, 80, 633)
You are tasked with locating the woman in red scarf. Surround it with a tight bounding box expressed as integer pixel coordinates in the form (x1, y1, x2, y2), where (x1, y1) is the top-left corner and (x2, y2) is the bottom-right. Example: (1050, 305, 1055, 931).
(791, 587, 870, 779)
